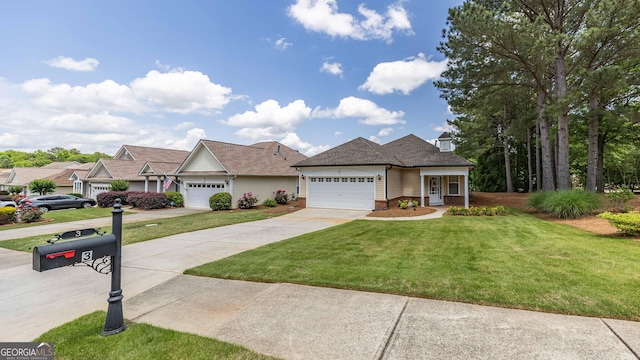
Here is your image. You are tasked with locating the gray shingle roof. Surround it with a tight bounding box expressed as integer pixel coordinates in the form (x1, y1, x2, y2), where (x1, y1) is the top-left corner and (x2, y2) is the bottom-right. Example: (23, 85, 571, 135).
(189, 140, 307, 176)
(117, 145, 189, 163)
(293, 134, 474, 168)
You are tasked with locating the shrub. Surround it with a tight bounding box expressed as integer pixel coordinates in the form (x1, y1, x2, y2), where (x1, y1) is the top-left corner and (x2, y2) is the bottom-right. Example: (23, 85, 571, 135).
(238, 192, 258, 209)
(110, 180, 130, 191)
(8, 185, 24, 195)
(411, 200, 418, 207)
(20, 207, 43, 223)
(127, 192, 169, 210)
(598, 211, 640, 235)
(398, 200, 409, 209)
(606, 186, 636, 213)
(29, 179, 56, 195)
(263, 198, 278, 207)
(0, 190, 8, 196)
(165, 192, 183, 207)
(527, 190, 601, 219)
(97, 191, 130, 208)
(448, 205, 508, 216)
(0, 207, 16, 225)
(273, 190, 289, 204)
(210, 192, 232, 211)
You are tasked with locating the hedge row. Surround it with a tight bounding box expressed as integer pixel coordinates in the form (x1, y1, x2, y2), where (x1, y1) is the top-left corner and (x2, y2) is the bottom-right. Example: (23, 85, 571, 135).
(448, 205, 508, 216)
(97, 191, 172, 210)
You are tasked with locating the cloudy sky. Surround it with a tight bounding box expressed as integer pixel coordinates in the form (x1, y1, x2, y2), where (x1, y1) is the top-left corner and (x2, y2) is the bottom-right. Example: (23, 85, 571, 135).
(0, 0, 462, 156)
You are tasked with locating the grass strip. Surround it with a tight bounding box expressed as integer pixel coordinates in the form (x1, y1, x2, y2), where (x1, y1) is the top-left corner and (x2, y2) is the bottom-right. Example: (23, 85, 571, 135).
(35, 311, 278, 360)
(0, 209, 280, 252)
(0, 208, 122, 231)
(186, 212, 640, 320)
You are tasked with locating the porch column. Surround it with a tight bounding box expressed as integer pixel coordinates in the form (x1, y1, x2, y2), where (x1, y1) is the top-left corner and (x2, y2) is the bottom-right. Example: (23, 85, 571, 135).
(420, 174, 425, 207)
(464, 173, 470, 208)
(144, 176, 149, 192)
(156, 176, 162, 193)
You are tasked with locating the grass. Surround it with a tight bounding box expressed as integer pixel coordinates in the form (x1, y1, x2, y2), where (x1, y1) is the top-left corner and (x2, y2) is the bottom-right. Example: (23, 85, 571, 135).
(35, 311, 278, 360)
(0, 207, 122, 231)
(186, 212, 640, 320)
(0, 209, 282, 252)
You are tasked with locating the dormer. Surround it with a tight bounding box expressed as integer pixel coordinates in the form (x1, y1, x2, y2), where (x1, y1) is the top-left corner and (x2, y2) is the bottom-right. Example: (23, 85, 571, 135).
(438, 132, 452, 152)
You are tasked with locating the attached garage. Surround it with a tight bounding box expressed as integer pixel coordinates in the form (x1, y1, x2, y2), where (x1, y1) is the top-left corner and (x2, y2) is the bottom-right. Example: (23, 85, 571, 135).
(307, 176, 375, 210)
(187, 183, 225, 209)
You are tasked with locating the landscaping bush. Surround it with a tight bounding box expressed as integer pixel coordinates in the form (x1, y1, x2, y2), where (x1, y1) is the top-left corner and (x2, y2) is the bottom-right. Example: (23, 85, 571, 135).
(127, 192, 169, 210)
(210, 192, 232, 211)
(110, 180, 130, 192)
(29, 179, 56, 195)
(263, 198, 278, 207)
(97, 191, 129, 208)
(598, 211, 640, 235)
(238, 192, 258, 209)
(605, 186, 635, 213)
(0, 207, 16, 225)
(20, 207, 43, 223)
(8, 185, 24, 195)
(0, 190, 8, 196)
(527, 190, 601, 219)
(273, 190, 288, 204)
(165, 192, 183, 207)
(448, 205, 507, 216)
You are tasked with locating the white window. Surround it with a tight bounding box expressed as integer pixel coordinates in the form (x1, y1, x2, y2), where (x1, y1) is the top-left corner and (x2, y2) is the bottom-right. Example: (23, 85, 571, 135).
(448, 176, 460, 195)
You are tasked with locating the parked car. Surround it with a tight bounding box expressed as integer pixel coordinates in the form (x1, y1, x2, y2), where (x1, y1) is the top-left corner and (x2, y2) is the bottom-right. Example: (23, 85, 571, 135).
(0, 200, 17, 208)
(18, 195, 97, 212)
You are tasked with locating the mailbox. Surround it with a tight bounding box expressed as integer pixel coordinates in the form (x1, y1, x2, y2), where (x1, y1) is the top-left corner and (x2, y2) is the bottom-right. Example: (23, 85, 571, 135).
(33, 234, 116, 272)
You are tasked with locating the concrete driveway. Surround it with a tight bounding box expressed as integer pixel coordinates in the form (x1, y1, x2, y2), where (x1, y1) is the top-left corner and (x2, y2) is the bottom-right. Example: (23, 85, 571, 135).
(0, 208, 368, 342)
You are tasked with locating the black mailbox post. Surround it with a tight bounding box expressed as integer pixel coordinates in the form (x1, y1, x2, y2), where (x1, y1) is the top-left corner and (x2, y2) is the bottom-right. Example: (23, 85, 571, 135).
(32, 199, 126, 336)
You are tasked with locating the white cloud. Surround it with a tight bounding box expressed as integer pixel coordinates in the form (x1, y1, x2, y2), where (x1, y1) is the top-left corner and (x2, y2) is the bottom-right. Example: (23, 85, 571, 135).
(47, 113, 134, 133)
(287, 0, 412, 43)
(334, 131, 343, 136)
(44, 56, 100, 72)
(274, 37, 293, 50)
(280, 132, 331, 156)
(173, 122, 195, 130)
(378, 127, 394, 136)
(131, 70, 232, 114)
(164, 128, 207, 150)
(21, 69, 233, 115)
(320, 61, 343, 77)
(224, 99, 312, 140)
(433, 123, 454, 133)
(359, 53, 448, 95)
(313, 96, 405, 125)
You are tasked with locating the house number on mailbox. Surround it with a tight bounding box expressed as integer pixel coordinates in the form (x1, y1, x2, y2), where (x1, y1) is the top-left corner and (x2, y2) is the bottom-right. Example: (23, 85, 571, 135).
(81, 250, 93, 261)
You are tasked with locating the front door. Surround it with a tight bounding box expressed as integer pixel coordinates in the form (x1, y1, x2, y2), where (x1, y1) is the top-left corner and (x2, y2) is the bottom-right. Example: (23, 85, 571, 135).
(428, 176, 443, 205)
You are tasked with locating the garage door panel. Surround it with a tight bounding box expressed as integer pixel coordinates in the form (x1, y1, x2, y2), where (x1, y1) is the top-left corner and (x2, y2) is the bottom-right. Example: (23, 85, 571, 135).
(188, 183, 225, 209)
(308, 176, 374, 210)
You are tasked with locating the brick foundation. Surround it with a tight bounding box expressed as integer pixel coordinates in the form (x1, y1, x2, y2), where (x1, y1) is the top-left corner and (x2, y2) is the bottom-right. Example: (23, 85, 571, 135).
(298, 197, 306, 208)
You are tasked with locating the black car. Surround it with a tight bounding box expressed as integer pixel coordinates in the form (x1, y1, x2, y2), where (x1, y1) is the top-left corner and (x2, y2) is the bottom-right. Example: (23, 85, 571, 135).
(18, 195, 97, 212)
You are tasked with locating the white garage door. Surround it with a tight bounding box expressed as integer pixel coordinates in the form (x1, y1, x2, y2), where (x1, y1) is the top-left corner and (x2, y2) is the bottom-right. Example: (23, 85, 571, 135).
(308, 176, 374, 210)
(187, 183, 225, 209)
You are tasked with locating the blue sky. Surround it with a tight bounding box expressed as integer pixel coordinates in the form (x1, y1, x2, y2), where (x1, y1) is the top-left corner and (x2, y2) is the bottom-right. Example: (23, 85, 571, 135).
(0, 0, 463, 156)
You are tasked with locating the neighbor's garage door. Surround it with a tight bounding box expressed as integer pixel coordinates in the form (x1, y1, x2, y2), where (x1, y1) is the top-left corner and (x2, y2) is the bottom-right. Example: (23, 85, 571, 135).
(307, 176, 374, 210)
(187, 183, 225, 209)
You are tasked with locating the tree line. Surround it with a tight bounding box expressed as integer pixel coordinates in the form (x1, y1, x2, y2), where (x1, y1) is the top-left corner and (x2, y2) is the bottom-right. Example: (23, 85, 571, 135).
(0, 147, 110, 168)
(436, 0, 640, 192)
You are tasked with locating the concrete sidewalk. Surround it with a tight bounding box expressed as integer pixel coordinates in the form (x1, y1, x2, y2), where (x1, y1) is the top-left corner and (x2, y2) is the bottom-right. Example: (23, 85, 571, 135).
(2, 208, 639, 359)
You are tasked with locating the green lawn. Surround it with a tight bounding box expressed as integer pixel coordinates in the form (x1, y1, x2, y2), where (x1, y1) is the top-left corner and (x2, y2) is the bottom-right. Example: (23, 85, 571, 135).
(35, 311, 278, 360)
(186, 212, 640, 320)
(0, 207, 120, 231)
(0, 209, 282, 252)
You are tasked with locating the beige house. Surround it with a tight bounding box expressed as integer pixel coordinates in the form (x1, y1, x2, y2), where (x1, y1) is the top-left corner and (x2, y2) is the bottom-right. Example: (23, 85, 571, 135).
(175, 140, 307, 209)
(83, 145, 189, 198)
(292, 133, 475, 210)
(2, 162, 94, 196)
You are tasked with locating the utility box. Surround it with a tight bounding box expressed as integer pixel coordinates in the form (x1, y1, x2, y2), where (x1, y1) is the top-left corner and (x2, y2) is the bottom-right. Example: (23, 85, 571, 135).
(33, 234, 116, 272)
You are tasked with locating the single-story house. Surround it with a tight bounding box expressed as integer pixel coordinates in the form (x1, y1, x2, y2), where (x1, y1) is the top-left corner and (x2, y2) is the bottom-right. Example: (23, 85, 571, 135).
(175, 140, 307, 209)
(83, 145, 189, 198)
(292, 133, 475, 210)
(2, 162, 94, 196)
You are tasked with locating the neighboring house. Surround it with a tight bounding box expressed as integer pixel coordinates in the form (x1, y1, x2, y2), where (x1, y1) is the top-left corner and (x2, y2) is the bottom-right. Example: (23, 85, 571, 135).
(175, 140, 307, 209)
(292, 133, 475, 210)
(83, 145, 189, 199)
(1, 162, 95, 196)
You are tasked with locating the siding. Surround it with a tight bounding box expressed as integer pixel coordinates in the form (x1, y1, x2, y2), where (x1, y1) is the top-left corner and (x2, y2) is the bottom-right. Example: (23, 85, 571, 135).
(401, 169, 421, 197)
(183, 148, 225, 172)
(386, 168, 403, 199)
(232, 176, 299, 208)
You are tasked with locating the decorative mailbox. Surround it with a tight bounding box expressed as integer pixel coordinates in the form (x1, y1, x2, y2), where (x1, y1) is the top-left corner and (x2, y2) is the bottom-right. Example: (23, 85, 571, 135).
(33, 234, 116, 272)
(31, 199, 126, 336)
